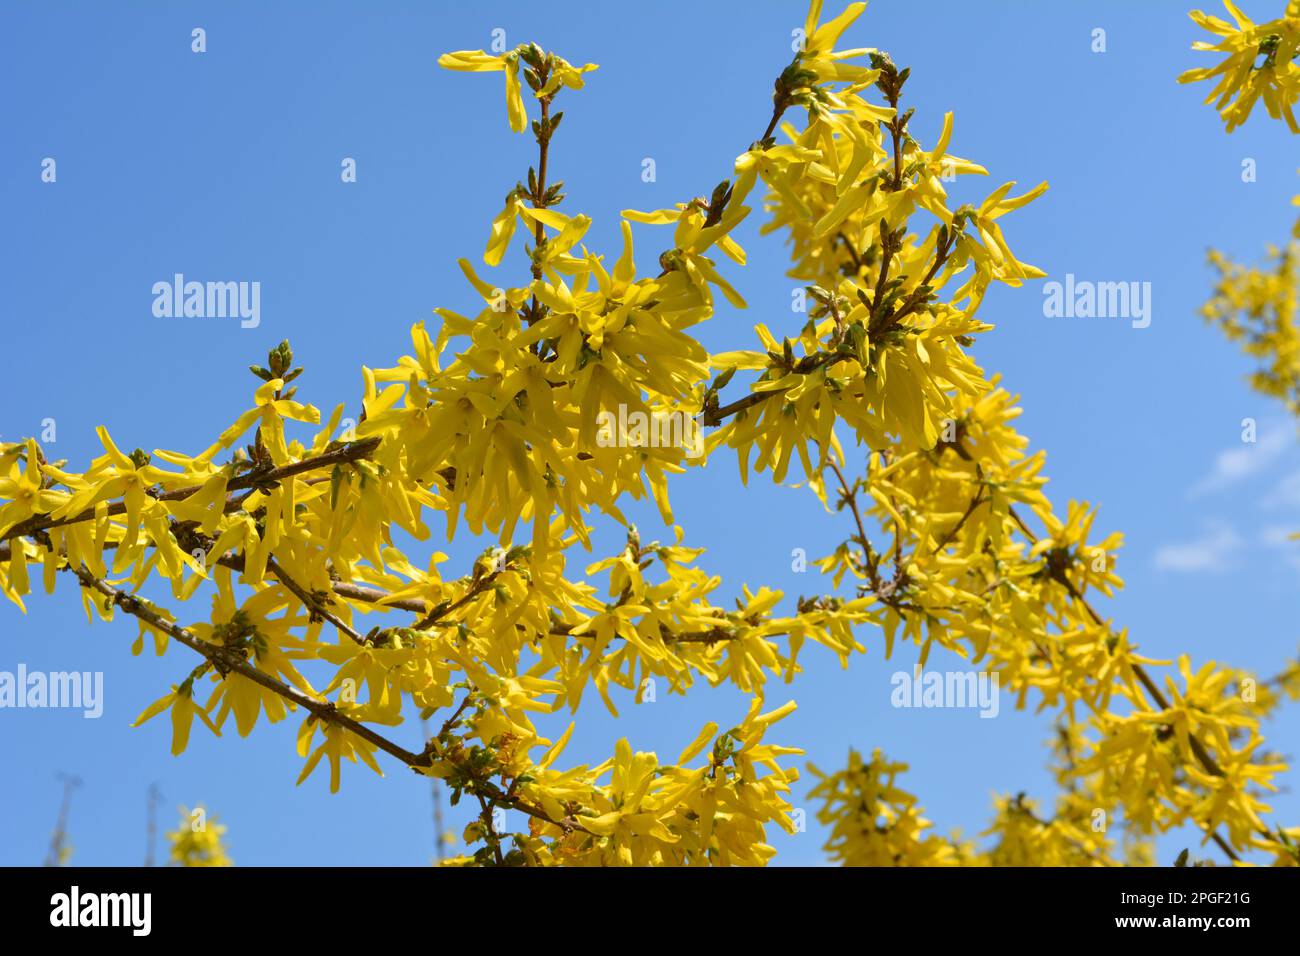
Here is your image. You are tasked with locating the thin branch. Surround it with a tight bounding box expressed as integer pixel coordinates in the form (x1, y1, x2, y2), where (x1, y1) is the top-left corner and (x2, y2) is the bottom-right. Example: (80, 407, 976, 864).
(827, 459, 883, 591)
(43, 774, 80, 867)
(0, 437, 381, 546)
(836, 231, 865, 273)
(930, 492, 985, 557)
(60, 559, 585, 836)
(266, 556, 365, 646)
(413, 571, 501, 630)
(477, 793, 505, 866)
(1005, 505, 1269, 858)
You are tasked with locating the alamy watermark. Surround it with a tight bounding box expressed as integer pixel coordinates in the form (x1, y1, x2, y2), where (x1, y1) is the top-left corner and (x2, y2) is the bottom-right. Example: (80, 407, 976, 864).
(152, 274, 260, 328)
(595, 404, 703, 458)
(0, 665, 103, 718)
(890, 666, 999, 718)
(50, 886, 150, 936)
(1042, 274, 1151, 329)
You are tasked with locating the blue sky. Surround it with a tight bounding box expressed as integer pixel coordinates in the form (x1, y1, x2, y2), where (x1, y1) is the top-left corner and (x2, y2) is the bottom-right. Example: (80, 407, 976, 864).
(2, 0, 1299, 867)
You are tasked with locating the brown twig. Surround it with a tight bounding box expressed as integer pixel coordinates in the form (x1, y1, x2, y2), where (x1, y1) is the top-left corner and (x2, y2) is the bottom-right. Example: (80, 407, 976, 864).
(0, 437, 381, 546)
(61, 559, 582, 835)
(1005, 505, 1269, 858)
(266, 556, 365, 646)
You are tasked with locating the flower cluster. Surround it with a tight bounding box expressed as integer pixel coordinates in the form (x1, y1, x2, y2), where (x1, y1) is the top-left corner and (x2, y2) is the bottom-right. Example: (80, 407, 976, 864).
(1180, 0, 1300, 132)
(1, 0, 1294, 866)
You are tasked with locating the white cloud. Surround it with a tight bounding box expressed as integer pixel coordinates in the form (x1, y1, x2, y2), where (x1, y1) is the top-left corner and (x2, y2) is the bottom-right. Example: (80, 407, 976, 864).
(1188, 426, 1290, 498)
(1260, 469, 1300, 509)
(1261, 525, 1296, 547)
(1260, 524, 1300, 572)
(1153, 524, 1242, 572)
